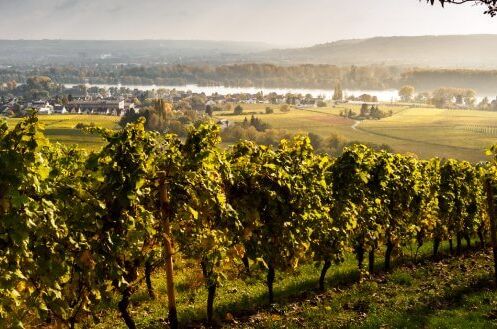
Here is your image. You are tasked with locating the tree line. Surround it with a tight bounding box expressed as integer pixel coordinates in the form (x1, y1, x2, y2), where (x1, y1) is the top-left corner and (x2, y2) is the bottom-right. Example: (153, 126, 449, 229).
(2, 113, 497, 328)
(6, 65, 497, 93)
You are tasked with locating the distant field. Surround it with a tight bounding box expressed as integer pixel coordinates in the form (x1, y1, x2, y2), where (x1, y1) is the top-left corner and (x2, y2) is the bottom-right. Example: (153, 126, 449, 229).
(4, 106, 497, 162)
(4, 115, 120, 150)
(216, 104, 497, 162)
(358, 108, 497, 162)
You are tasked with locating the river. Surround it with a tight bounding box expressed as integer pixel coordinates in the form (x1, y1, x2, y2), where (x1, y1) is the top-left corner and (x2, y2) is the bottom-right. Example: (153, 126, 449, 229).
(64, 83, 400, 102)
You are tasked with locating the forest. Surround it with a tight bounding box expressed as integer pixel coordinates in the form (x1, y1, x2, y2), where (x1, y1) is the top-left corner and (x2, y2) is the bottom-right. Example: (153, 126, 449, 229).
(5, 64, 497, 93)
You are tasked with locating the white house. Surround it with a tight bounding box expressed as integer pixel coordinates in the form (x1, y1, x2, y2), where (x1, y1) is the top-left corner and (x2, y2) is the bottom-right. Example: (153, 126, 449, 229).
(53, 105, 67, 114)
(67, 100, 125, 116)
(28, 100, 53, 115)
(205, 100, 217, 107)
(37, 105, 54, 115)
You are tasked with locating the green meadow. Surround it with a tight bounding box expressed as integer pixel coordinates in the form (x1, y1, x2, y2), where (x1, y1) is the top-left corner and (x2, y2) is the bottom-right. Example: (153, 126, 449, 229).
(216, 104, 497, 162)
(5, 115, 120, 150)
(91, 242, 497, 329)
(6, 105, 497, 162)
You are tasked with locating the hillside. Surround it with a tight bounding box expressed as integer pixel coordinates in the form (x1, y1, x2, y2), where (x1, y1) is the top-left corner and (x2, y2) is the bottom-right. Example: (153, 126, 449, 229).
(5, 35, 497, 69)
(254, 35, 497, 68)
(0, 40, 274, 65)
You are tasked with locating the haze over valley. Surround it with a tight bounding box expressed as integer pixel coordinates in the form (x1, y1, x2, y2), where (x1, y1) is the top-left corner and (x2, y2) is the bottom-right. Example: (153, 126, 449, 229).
(5, 2, 497, 328)
(3, 35, 497, 68)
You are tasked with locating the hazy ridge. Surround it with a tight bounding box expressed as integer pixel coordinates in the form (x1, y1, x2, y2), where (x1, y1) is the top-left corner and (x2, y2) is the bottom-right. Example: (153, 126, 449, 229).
(0, 40, 274, 65)
(253, 35, 497, 68)
(2, 35, 497, 68)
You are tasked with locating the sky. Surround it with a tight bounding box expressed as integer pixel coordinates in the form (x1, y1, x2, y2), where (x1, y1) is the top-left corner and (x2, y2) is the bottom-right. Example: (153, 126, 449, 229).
(0, 0, 496, 46)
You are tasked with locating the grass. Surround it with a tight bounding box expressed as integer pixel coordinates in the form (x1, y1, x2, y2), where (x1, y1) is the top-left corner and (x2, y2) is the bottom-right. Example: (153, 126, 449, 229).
(248, 251, 496, 329)
(5, 104, 497, 161)
(87, 240, 497, 329)
(216, 104, 497, 162)
(4, 115, 120, 150)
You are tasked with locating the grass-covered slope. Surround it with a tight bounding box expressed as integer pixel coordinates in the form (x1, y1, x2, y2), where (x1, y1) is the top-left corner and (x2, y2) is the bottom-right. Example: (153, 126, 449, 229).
(92, 243, 497, 328)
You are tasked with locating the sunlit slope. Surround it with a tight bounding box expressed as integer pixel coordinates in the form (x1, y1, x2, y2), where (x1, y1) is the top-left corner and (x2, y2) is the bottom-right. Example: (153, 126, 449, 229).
(218, 105, 497, 161)
(5, 107, 497, 161)
(359, 108, 497, 161)
(5, 115, 120, 150)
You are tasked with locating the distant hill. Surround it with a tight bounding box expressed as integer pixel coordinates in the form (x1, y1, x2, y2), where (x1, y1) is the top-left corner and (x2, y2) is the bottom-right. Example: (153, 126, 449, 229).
(253, 35, 497, 69)
(0, 40, 274, 65)
(4, 36, 497, 69)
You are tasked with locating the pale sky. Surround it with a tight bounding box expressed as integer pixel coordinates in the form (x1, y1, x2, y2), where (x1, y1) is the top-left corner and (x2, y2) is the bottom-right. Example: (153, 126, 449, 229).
(0, 0, 496, 46)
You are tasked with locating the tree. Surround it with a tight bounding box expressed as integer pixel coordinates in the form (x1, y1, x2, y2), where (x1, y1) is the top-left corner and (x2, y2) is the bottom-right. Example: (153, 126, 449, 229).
(464, 89, 477, 107)
(360, 103, 370, 117)
(120, 99, 183, 133)
(265, 107, 274, 114)
(280, 104, 290, 113)
(332, 82, 343, 101)
(234, 105, 243, 115)
(308, 132, 323, 150)
(399, 85, 416, 102)
(190, 95, 207, 111)
(479, 97, 491, 110)
(430, 87, 477, 108)
(427, 0, 497, 16)
(205, 105, 213, 117)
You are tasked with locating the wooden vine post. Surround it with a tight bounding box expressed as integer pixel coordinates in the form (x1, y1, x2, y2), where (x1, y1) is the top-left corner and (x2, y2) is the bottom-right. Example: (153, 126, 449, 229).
(485, 178, 497, 286)
(159, 173, 178, 329)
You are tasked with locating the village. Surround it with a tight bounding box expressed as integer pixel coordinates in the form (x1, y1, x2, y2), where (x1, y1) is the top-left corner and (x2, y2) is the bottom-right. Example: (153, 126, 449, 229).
(0, 83, 332, 118)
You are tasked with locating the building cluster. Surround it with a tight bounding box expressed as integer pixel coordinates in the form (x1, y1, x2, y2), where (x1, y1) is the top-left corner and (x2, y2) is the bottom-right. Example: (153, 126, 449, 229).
(0, 87, 327, 117)
(0, 97, 136, 117)
(154, 89, 325, 109)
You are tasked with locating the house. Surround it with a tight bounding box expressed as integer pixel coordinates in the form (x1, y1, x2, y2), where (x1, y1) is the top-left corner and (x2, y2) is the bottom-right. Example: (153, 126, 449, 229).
(205, 100, 217, 107)
(26, 100, 53, 114)
(67, 100, 125, 116)
(212, 95, 226, 103)
(244, 98, 257, 104)
(92, 108, 111, 115)
(37, 105, 54, 115)
(53, 105, 67, 114)
(70, 107, 82, 114)
(29, 100, 50, 109)
(65, 86, 88, 98)
(0, 105, 14, 116)
(124, 102, 135, 112)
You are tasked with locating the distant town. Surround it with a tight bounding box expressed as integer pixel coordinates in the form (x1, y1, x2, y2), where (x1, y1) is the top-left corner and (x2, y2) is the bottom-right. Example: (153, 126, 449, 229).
(0, 77, 335, 118)
(2, 76, 497, 121)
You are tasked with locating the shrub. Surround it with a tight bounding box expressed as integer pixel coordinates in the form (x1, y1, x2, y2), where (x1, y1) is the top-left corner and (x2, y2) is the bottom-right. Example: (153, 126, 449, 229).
(317, 100, 327, 107)
(75, 122, 96, 129)
(234, 105, 243, 115)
